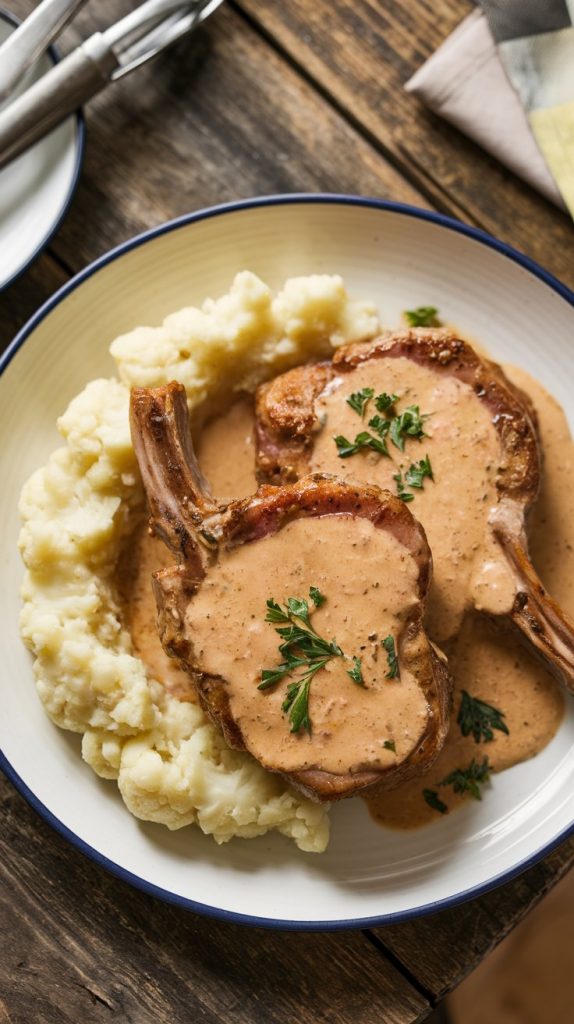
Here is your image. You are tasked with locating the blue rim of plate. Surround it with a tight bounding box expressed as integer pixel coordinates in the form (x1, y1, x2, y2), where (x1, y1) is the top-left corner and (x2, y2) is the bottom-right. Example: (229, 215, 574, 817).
(0, 7, 85, 292)
(1, 193, 573, 931)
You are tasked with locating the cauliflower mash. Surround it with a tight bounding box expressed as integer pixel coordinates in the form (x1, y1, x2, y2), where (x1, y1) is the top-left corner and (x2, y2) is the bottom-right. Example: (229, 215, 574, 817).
(19, 272, 379, 852)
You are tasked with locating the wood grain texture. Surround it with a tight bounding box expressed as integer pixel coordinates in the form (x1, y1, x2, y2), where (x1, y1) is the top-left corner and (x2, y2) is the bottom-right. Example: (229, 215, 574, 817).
(379, 836, 574, 999)
(4, 0, 426, 278)
(0, 775, 429, 1024)
(236, 0, 574, 287)
(1, 255, 68, 350)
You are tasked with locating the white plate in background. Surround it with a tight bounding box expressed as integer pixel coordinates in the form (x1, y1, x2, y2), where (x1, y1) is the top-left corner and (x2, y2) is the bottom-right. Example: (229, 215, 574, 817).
(0, 9, 84, 290)
(1, 195, 573, 929)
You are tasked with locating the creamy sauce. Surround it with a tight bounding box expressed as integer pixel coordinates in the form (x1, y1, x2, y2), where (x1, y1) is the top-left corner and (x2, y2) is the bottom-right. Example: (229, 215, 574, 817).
(364, 363, 567, 829)
(186, 515, 427, 775)
(194, 396, 256, 501)
(311, 357, 517, 643)
(118, 364, 569, 829)
(116, 523, 198, 702)
(364, 613, 564, 827)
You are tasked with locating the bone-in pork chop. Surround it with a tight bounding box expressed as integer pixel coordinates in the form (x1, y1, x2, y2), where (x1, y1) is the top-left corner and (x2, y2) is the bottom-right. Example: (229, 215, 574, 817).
(130, 382, 452, 802)
(255, 329, 574, 692)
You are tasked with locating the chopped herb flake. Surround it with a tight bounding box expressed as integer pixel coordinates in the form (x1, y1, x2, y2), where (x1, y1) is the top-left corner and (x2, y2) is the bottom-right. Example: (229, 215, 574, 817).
(382, 635, 400, 678)
(423, 788, 448, 814)
(405, 455, 434, 489)
(457, 691, 509, 744)
(405, 306, 441, 328)
(440, 757, 491, 801)
(309, 586, 326, 608)
(375, 392, 399, 413)
(335, 431, 389, 459)
(389, 405, 427, 451)
(347, 656, 365, 686)
(346, 387, 374, 416)
(393, 471, 414, 503)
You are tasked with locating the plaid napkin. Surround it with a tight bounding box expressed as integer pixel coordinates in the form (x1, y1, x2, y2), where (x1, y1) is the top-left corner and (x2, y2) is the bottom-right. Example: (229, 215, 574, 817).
(406, 3, 574, 215)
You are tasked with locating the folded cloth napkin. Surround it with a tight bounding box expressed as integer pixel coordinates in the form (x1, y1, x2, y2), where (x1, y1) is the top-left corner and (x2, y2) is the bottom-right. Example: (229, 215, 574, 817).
(405, 8, 569, 212)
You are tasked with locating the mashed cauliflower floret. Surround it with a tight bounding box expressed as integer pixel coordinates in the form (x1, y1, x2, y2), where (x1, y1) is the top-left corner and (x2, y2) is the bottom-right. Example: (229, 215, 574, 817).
(107, 698, 328, 851)
(19, 271, 380, 851)
(110, 271, 378, 410)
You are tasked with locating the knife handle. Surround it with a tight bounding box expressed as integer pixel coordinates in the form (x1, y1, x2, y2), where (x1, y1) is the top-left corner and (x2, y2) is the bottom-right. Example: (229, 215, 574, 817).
(0, 0, 89, 103)
(0, 35, 117, 171)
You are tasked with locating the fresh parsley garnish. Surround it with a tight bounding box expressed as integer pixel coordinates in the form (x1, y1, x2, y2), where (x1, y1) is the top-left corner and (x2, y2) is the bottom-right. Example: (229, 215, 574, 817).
(404, 306, 441, 328)
(457, 691, 509, 744)
(335, 431, 389, 458)
(260, 593, 365, 733)
(394, 456, 434, 503)
(347, 656, 365, 686)
(383, 739, 396, 752)
(282, 678, 313, 734)
(337, 389, 428, 463)
(393, 471, 414, 503)
(346, 387, 374, 416)
(405, 455, 434, 489)
(375, 392, 398, 413)
(423, 788, 448, 814)
(309, 586, 326, 608)
(367, 414, 391, 442)
(440, 757, 491, 801)
(389, 405, 427, 451)
(382, 635, 400, 679)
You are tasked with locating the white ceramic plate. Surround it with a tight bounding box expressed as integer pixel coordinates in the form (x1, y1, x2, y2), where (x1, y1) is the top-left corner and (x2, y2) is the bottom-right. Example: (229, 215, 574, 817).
(0, 9, 84, 290)
(1, 195, 573, 929)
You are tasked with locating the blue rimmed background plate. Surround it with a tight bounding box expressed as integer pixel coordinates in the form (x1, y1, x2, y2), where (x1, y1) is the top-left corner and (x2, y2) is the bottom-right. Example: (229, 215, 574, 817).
(1, 195, 573, 929)
(0, 8, 84, 290)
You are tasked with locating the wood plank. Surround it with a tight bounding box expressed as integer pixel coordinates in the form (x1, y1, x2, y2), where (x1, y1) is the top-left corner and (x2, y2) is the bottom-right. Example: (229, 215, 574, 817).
(7, 0, 427, 272)
(236, 0, 574, 288)
(0, 774, 429, 1024)
(1, 255, 69, 351)
(375, 835, 574, 1000)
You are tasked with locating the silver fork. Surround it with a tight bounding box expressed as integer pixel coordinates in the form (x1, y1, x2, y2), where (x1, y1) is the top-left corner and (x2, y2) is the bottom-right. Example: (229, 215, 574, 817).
(0, 0, 224, 170)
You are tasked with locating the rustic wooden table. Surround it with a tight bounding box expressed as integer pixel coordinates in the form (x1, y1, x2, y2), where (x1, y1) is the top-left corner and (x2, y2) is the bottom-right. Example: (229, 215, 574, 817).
(2, 2, 574, 1022)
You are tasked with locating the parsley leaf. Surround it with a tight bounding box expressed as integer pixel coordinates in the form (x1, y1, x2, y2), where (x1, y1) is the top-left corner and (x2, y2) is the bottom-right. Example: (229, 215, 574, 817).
(405, 306, 441, 328)
(264, 598, 290, 624)
(457, 691, 509, 744)
(286, 596, 311, 626)
(346, 387, 374, 417)
(335, 431, 389, 459)
(347, 656, 365, 686)
(423, 789, 448, 814)
(393, 471, 414, 503)
(261, 592, 363, 733)
(375, 392, 399, 413)
(383, 739, 396, 752)
(389, 405, 427, 451)
(405, 455, 434, 489)
(382, 635, 400, 678)
(282, 678, 312, 734)
(440, 757, 491, 801)
(367, 414, 391, 443)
